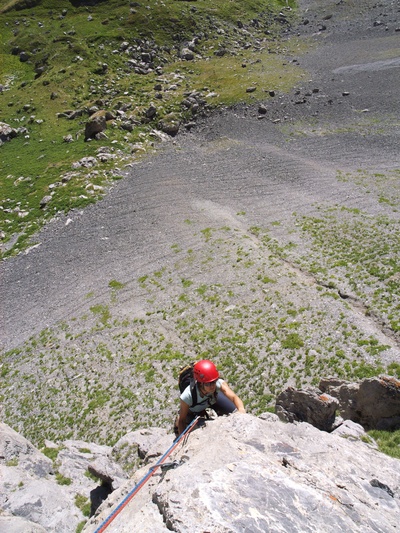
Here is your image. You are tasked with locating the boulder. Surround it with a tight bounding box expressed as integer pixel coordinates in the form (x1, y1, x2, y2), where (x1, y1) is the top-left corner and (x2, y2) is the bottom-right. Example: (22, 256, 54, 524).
(112, 427, 171, 464)
(331, 419, 372, 442)
(275, 386, 339, 431)
(88, 457, 127, 490)
(320, 375, 400, 430)
(0, 122, 18, 145)
(180, 48, 195, 60)
(84, 110, 107, 140)
(158, 113, 180, 136)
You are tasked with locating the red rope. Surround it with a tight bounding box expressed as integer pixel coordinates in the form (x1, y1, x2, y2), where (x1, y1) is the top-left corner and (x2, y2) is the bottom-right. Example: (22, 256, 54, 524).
(94, 416, 200, 532)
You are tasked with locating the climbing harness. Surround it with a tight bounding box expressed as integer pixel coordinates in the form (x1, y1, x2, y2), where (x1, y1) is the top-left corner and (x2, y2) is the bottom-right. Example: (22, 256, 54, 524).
(93, 416, 200, 533)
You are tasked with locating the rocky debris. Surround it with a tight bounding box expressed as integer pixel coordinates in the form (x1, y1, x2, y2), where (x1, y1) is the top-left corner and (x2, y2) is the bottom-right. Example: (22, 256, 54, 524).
(276, 376, 400, 432)
(71, 156, 98, 169)
(320, 375, 400, 430)
(158, 113, 180, 136)
(19, 51, 30, 62)
(84, 110, 107, 140)
(0, 122, 19, 145)
(180, 47, 195, 61)
(39, 194, 52, 209)
(57, 109, 85, 120)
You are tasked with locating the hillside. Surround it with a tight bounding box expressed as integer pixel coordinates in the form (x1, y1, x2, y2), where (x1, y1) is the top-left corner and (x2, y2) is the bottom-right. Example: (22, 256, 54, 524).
(0, 0, 399, 462)
(0, 0, 299, 258)
(1, 409, 400, 532)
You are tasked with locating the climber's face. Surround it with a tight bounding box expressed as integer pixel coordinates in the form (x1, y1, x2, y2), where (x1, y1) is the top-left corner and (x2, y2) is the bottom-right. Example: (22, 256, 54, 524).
(200, 380, 217, 395)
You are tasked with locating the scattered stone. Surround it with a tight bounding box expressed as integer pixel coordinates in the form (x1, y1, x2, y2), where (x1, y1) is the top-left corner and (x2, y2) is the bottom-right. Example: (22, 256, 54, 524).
(144, 104, 157, 119)
(214, 48, 227, 57)
(180, 48, 195, 60)
(39, 195, 52, 209)
(85, 110, 107, 140)
(19, 51, 30, 62)
(158, 113, 180, 136)
(72, 156, 98, 169)
(0, 122, 18, 145)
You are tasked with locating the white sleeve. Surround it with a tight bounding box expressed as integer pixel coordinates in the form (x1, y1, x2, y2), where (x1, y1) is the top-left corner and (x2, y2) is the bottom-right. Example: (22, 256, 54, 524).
(180, 384, 193, 406)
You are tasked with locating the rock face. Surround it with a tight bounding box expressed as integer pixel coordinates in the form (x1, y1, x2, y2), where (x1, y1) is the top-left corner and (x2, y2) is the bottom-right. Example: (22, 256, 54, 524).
(275, 386, 340, 431)
(2, 412, 400, 532)
(320, 376, 400, 430)
(0, 424, 121, 532)
(0, 424, 82, 532)
(84, 413, 400, 533)
(275, 376, 400, 432)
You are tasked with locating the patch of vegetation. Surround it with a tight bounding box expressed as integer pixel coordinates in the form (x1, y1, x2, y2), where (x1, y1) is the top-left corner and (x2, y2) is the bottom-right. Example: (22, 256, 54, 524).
(108, 280, 125, 290)
(41, 446, 61, 461)
(368, 429, 400, 460)
(76, 522, 87, 533)
(89, 304, 111, 325)
(0, 0, 302, 257)
(55, 472, 72, 485)
(75, 494, 91, 518)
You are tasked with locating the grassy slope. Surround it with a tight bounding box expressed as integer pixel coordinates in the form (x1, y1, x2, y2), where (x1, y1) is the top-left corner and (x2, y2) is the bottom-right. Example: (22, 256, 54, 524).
(0, 0, 300, 257)
(1, 1, 399, 460)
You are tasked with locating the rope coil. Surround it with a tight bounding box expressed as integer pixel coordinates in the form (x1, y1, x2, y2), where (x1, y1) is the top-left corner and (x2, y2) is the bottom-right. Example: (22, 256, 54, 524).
(93, 416, 200, 533)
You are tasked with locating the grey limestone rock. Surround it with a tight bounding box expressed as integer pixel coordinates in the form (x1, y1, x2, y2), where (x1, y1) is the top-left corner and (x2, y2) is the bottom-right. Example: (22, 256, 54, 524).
(84, 414, 400, 533)
(275, 386, 339, 431)
(320, 375, 400, 430)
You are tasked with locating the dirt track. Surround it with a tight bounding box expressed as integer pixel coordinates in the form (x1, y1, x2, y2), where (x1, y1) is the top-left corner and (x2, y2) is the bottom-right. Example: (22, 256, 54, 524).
(1, 0, 399, 353)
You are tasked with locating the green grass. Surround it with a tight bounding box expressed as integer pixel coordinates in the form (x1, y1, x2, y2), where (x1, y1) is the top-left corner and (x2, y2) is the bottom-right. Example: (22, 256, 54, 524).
(0, 0, 302, 258)
(368, 429, 400, 459)
(75, 494, 91, 517)
(55, 472, 72, 485)
(1, 223, 398, 448)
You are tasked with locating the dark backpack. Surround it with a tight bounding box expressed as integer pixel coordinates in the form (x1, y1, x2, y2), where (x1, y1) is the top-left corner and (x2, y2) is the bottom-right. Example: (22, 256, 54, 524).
(178, 362, 198, 407)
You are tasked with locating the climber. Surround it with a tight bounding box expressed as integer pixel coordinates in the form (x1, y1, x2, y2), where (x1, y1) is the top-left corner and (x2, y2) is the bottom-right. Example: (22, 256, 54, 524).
(175, 359, 246, 436)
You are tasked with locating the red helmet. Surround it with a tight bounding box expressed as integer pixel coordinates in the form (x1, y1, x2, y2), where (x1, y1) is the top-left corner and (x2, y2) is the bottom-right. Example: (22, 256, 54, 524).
(193, 360, 219, 383)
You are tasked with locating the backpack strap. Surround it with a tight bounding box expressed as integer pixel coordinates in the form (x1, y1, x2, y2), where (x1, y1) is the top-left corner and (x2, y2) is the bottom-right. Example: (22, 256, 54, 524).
(189, 378, 198, 407)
